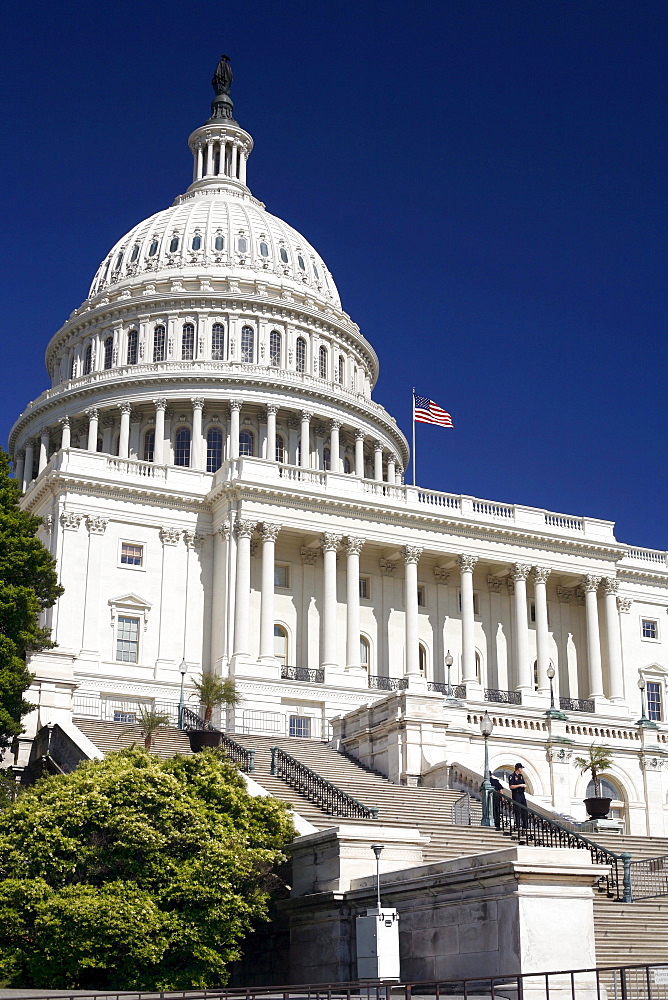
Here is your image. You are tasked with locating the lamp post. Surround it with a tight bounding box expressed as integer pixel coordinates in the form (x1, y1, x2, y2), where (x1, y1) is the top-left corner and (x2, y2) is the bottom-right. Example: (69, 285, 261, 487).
(637, 675, 658, 729)
(480, 711, 494, 827)
(371, 844, 384, 910)
(444, 649, 462, 706)
(178, 659, 188, 729)
(545, 663, 567, 720)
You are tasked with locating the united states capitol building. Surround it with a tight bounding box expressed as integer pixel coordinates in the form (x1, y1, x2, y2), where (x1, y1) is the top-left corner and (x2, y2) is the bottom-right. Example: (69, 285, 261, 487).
(11, 58, 668, 837)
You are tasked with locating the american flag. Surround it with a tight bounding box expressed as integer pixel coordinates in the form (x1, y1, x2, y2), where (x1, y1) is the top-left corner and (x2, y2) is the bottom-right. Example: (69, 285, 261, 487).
(413, 393, 453, 428)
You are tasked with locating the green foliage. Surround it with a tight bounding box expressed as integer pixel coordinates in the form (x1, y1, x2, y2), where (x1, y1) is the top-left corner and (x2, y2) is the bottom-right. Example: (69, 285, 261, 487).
(0, 747, 294, 989)
(573, 743, 614, 797)
(191, 674, 239, 724)
(0, 449, 62, 748)
(136, 706, 170, 749)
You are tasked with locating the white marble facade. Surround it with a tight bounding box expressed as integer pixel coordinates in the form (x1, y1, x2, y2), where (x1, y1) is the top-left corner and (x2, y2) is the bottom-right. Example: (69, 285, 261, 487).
(9, 63, 668, 833)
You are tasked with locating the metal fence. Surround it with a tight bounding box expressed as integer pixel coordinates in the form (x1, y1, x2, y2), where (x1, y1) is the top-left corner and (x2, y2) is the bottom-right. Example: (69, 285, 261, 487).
(629, 854, 668, 900)
(281, 665, 325, 683)
(560, 696, 596, 713)
(232, 709, 333, 742)
(367, 675, 409, 691)
(73, 694, 182, 727)
(427, 680, 467, 698)
(270, 745, 378, 820)
(485, 687, 522, 705)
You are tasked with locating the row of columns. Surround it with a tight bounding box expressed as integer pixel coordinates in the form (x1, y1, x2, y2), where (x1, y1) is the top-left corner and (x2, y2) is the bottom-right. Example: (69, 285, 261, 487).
(229, 531, 624, 701)
(194, 138, 247, 184)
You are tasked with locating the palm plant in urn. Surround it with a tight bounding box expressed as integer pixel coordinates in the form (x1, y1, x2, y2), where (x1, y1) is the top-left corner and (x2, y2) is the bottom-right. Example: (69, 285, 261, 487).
(188, 675, 239, 750)
(574, 744, 615, 819)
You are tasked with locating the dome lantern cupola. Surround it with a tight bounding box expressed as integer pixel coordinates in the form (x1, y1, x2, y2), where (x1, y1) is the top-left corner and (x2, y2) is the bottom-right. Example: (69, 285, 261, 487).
(185, 54, 254, 196)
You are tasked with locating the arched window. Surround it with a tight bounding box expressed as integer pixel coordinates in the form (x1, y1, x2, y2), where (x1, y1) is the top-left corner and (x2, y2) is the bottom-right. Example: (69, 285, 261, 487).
(130, 244, 140, 262)
(169, 236, 179, 253)
(338, 355, 345, 385)
(494, 767, 533, 796)
(143, 430, 155, 463)
(585, 775, 625, 824)
(191, 234, 201, 251)
(275, 434, 286, 463)
(475, 651, 481, 682)
(83, 344, 93, 375)
(274, 625, 288, 666)
(114, 252, 123, 271)
(419, 642, 427, 677)
(269, 330, 282, 367)
(175, 427, 191, 467)
(323, 447, 331, 471)
(153, 326, 165, 362)
(211, 323, 225, 360)
(319, 345, 328, 380)
(241, 326, 254, 364)
(148, 239, 158, 257)
(259, 241, 269, 257)
(239, 430, 254, 457)
(206, 427, 223, 472)
(360, 636, 370, 672)
(126, 330, 138, 365)
(103, 336, 113, 370)
(182, 323, 194, 360)
(297, 254, 305, 271)
(296, 337, 306, 373)
(280, 247, 289, 263)
(214, 235, 224, 251)
(238, 237, 248, 253)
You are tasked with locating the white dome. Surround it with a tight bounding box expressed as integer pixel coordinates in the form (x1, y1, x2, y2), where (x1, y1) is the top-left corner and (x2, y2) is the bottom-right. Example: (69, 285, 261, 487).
(89, 192, 341, 309)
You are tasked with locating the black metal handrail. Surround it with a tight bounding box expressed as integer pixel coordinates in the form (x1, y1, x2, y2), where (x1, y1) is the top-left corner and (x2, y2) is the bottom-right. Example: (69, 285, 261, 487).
(180, 706, 217, 732)
(560, 696, 595, 713)
(627, 853, 668, 899)
(281, 665, 325, 683)
(491, 790, 631, 901)
(428, 680, 467, 698)
(368, 675, 408, 691)
(485, 687, 522, 705)
(270, 746, 379, 819)
(219, 733, 255, 773)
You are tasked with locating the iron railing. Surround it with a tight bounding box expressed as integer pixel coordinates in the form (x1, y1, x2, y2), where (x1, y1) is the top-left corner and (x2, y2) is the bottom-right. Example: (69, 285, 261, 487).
(428, 680, 467, 698)
(218, 733, 255, 773)
(181, 706, 217, 732)
(485, 687, 522, 705)
(270, 746, 378, 819)
(452, 791, 482, 826)
(368, 675, 409, 691)
(281, 665, 325, 683)
(628, 854, 668, 900)
(560, 696, 595, 713)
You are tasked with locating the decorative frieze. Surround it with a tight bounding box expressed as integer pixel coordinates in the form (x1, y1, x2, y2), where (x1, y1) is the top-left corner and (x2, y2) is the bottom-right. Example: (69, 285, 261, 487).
(547, 746, 573, 762)
(639, 756, 665, 771)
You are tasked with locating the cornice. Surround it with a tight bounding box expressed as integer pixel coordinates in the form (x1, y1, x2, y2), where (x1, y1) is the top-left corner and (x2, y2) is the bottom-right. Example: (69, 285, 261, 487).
(617, 568, 668, 586)
(21, 470, 210, 515)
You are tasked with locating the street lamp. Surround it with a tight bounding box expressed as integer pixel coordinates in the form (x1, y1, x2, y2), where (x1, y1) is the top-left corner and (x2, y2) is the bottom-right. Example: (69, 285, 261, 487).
(637, 675, 658, 729)
(371, 844, 384, 910)
(545, 663, 567, 720)
(178, 659, 188, 729)
(480, 711, 494, 827)
(444, 649, 462, 706)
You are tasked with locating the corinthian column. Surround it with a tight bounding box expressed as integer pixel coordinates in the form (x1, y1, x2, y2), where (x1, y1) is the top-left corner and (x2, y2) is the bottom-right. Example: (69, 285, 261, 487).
(259, 523, 280, 663)
(153, 399, 166, 464)
(59, 416, 71, 450)
(511, 563, 532, 691)
(266, 404, 278, 462)
(354, 429, 365, 477)
(321, 533, 341, 669)
(233, 519, 256, 660)
(85, 407, 99, 453)
(191, 397, 204, 470)
(374, 442, 383, 482)
(387, 453, 397, 483)
(118, 402, 132, 459)
(329, 419, 341, 473)
(457, 554, 478, 682)
(602, 578, 624, 703)
(300, 410, 312, 469)
(23, 439, 34, 491)
(404, 545, 423, 676)
(38, 427, 50, 473)
(229, 400, 241, 460)
(345, 537, 364, 669)
(583, 575, 603, 699)
(533, 566, 551, 694)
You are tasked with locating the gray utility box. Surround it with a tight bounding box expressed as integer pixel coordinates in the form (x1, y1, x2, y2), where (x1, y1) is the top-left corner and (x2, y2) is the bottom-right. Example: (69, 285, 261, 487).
(356, 907, 400, 980)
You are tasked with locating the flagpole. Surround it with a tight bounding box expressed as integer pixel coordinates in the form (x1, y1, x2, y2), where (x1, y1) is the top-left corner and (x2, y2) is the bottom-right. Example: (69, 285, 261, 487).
(411, 387, 416, 486)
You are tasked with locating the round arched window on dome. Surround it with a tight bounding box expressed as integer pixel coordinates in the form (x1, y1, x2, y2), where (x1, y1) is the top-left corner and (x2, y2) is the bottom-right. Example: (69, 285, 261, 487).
(175, 427, 191, 467)
(296, 337, 307, 374)
(237, 237, 248, 253)
(297, 255, 305, 270)
(126, 330, 138, 366)
(83, 344, 93, 376)
(103, 336, 113, 370)
(148, 239, 158, 257)
(313, 263, 320, 280)
(130, 244, 140, 263)
(241, 326, 254, 364)
(239, 430, 254, 457)
(280, 247, 289, 264)
(319, 345, 328, 380)
(211, 323, 225, 360)
(169, 236, 179, 253)
(114, 252, 123, 271)
(337, 355, 345, 385)
(214, 235, 224, 251)
(181, 323, 194, 361)
(269, 331, 282, 368)
(259, 241, 269, 257)
(206, 427, 223, 473)
(153, 326, 166, 363)
(191, 235, 202, 251)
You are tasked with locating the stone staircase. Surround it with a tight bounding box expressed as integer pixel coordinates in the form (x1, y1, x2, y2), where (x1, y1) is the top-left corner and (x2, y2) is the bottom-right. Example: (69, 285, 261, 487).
(74, 718, 194, 758)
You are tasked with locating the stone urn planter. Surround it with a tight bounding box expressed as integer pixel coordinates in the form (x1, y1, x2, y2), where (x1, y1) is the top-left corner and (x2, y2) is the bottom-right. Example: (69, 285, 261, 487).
(188, 730, 222, 752)
(584, 796, 612, 820)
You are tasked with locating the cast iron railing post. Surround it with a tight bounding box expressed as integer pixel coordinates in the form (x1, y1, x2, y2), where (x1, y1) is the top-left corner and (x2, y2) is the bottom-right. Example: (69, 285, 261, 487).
(621, 852, 633, 903)
(248, 748, 255, 774)
(270, 746, 277, 775)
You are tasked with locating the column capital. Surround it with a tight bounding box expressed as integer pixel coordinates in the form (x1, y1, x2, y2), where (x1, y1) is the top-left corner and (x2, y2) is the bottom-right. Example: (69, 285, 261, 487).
(533, 566, 551, 585)
(288, 414, 300, 430)
(373, 440, 383, 453)
(236, 518, 257, 539)
(300, 545, 319, 565)
(191, 396, 205, 410)
(39, 425, 50, 438)
(86, 516, 108, 535)
(434, 566, 450, 584)
(403, 544, 422, 565)
(344, 536, 364, 556)
(159, 527, 181, 546)
(617, 596, 633, 613)
(380, 558, 396, 576)
(84, 407, 99, 419)
(582, 574, 601, 593)
(321, 532, 342, 552)
(60, 512, 83, 531)
(457, 554, 478, 573)
(153, 398, 167, 411)
(602, 577, 619, 596)
(300, 409, 313, 423)
(330, 418, 342, 430)
(260, 522, 281, 543)
(217, 522, 231, 541)
(313, 422, 327, 439)
(487, 575, 503, 593)
(266, 403, 279, 415)
(184, 530, 205, 549)
(511, 562, 532, 582)
(354, 427, 365, 441)
(58, 415, 71, 427)
(229, 399, 242, 412)
(388, 451, 398, 464)
(102, 413, 115, 428)
(118, 401, 133, 415)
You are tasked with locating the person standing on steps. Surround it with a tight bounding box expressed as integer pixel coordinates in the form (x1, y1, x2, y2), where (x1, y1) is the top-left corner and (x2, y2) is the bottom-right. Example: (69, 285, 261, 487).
(489, 771, 503, 830)
(509, 762, 528, 834)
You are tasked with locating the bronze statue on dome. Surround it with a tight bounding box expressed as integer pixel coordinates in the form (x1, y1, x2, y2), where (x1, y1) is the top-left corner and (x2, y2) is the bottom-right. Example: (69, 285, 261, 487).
(212, 55, 233, 96)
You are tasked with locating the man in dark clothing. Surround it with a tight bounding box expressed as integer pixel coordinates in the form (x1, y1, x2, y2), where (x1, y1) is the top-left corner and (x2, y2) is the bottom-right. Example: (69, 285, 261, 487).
(508, 762, 528, 832)
(489, 772, 503, 829)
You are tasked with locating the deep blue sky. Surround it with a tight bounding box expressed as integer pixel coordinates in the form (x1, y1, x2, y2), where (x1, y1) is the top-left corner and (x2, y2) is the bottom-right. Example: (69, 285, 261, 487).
(2, 1, 667, 549)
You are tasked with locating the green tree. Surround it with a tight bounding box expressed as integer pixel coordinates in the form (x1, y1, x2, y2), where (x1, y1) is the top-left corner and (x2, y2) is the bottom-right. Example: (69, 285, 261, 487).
(0, 449, 62, 749)
(191, 673, 239, 725)
(0, 747, 294, 989)
(137, 705, 170, 749)
(574, 743, 614, 797)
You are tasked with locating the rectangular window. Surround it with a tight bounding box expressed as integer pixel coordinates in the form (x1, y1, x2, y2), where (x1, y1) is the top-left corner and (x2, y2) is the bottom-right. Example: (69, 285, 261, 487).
(153, 326, 166, 362)
(274, 565, 289, 588)
(289, 715, 311, 738)
(359, 576, 370, 600)
(458, 591, 480, 615)
(116, 615, 140, 663)
(120, 542, 143, 567)
(211, 324, 225, 360)
(642, 618, 658, 640)
(417, 584, 426, 607)
(182, 324, 194, 360)
(647, 681, 662, 721)
(113, 710, 136, 723)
